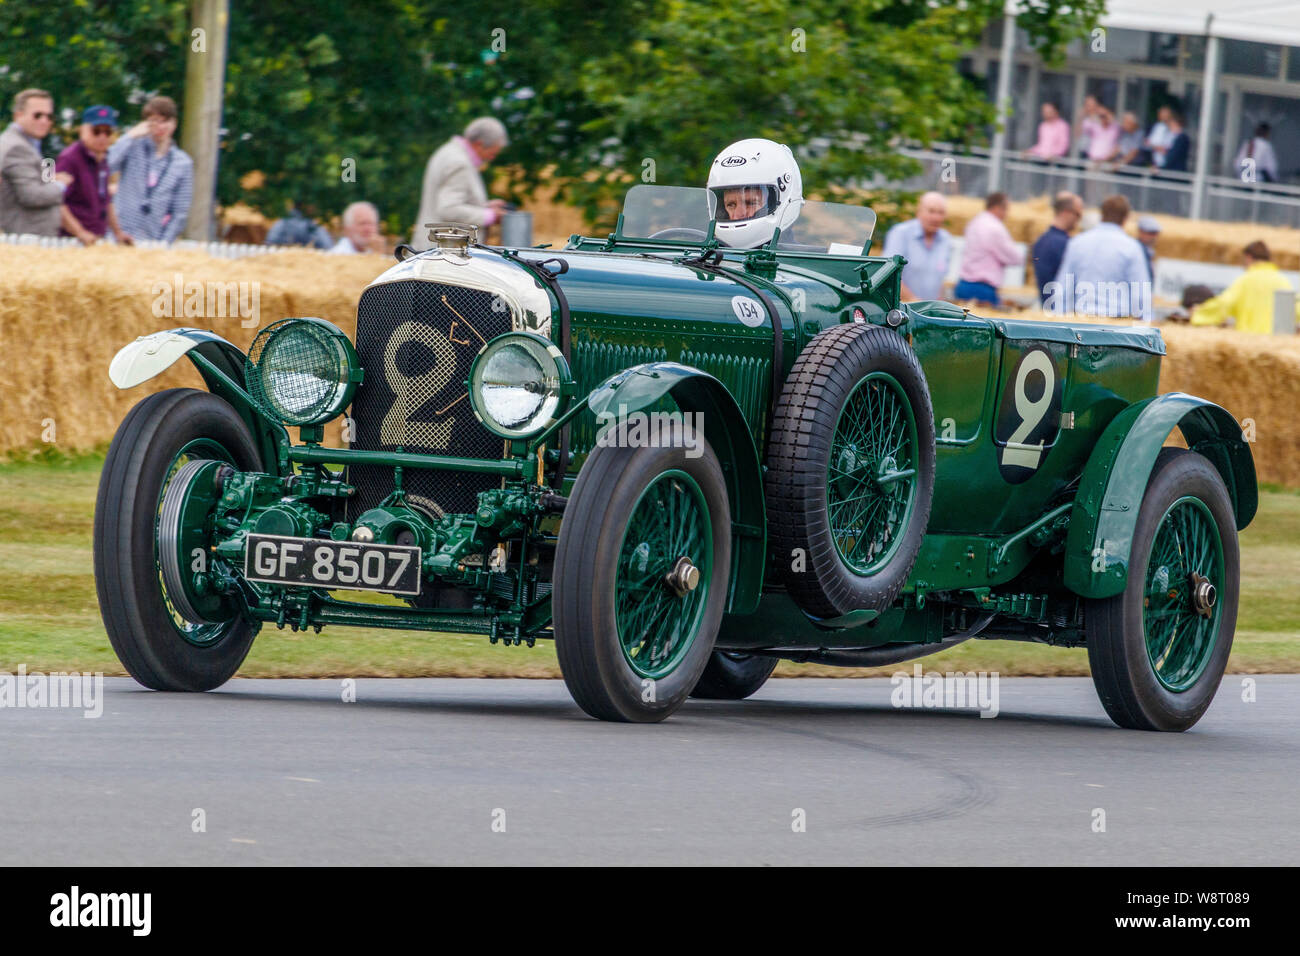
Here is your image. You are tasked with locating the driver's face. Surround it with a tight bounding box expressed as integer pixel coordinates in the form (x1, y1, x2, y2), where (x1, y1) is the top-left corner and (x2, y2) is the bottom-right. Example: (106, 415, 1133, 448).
(723, 187, 766, 221)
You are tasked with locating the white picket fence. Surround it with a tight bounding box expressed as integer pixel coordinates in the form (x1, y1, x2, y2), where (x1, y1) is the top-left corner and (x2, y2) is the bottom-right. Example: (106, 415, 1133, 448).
(0, 232, 328, 258)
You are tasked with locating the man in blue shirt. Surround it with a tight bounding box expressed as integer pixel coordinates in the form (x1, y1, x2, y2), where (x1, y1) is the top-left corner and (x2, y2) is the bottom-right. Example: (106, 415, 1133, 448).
(1030, 191, 1081, 304)
(881, 191, 952, 302)
(1052, 194, 1153, 322)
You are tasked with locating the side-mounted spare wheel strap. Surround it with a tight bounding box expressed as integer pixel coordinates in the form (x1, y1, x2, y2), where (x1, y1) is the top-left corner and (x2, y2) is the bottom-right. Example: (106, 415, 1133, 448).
(500, 250, 571, 489)
(677, 250, 785, 439)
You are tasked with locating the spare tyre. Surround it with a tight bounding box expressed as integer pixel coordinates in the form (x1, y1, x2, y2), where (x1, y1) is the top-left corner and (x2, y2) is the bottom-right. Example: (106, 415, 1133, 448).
(765, 323, 936, 619)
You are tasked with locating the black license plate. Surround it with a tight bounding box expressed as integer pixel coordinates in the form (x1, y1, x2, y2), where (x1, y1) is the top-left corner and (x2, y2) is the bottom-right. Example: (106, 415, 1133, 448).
(244, 534, 422, 596)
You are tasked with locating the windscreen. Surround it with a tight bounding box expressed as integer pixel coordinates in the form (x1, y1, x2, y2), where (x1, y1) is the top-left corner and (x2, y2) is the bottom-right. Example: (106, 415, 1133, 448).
(618, 185, 876, 253)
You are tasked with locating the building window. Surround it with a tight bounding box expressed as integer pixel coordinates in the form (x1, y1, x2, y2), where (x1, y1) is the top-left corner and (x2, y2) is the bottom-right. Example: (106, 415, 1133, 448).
(1288, 45, 1300, 81)
(1222, 39, 1284, 78)
(1085, 77, 1120, 113)
(1082, 27, 1151, 62)
(1147, 32, 1182, 66)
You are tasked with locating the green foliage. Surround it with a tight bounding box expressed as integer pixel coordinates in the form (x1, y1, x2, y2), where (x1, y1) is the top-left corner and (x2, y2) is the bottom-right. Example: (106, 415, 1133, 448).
(0, 0, 1102, 235)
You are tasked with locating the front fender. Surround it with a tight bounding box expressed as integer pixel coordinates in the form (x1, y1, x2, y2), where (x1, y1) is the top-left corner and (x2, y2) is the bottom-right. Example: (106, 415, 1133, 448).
(109, 328, 287, 471)
(588, 362, 766, 614)
(1063, 392, 1257, 599)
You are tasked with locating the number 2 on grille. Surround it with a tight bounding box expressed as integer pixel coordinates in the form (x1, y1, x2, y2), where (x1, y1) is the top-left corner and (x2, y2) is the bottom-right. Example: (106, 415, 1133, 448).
(380, 320, 458, 449)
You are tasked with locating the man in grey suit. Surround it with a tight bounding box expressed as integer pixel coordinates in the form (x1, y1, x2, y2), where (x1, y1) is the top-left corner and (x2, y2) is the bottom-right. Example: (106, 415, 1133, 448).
(0, 88, 72, 236)
(411, 116, 508, 250)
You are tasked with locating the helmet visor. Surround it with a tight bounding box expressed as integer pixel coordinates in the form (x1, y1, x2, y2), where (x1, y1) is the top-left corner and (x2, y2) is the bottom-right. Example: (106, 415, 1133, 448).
(708, 184, 779, 224)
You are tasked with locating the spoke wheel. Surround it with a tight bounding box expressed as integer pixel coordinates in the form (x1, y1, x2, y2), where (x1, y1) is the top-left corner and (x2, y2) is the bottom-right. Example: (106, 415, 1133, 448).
(615, 470, 713, 680)
(1142, 496, 1223, 692)
(94, 389, 263, 692)
(827, 372, 919, 575)
(554, 423, 730, 722)
(766, 323, 935, 619)
(1086, 448, 1239, 732)
(157, 442, 239, 647)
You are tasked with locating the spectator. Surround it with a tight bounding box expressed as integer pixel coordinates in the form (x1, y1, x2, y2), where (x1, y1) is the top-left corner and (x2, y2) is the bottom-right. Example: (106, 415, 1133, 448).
(1161, 111, 1190, 173)
(1144, 105, 1175, 168)
(1083, 105, 1121, 165)
(1111, 111, 1145, 168)
(1191, 241, 1299, 334)
(55, 105, 133, 246)
(1074, 94, 1100, 159)
(266, 203, 333, 249)
(1136, 216, 1161, 282)
(412, 116, 508, 250)
(1030, 191, 1082, 304)
(1233, 123, 1278, 184)
(330, 201, 381, 254)
(1054, 194, 1152, 321)
(108, 95, 194, 242)
(1023, 101, 1071, 161)
(954, 192, 1024, 307)
(881, 191, 952, 302)
(0, 88, 71, 236)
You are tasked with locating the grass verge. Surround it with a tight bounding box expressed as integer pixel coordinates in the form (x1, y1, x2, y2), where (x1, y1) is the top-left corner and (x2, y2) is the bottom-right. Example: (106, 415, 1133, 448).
(1, 454, 1295, 678)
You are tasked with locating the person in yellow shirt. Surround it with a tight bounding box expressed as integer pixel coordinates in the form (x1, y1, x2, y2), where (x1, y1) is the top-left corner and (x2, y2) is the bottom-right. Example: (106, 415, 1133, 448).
(1191, 241, 1299, 334)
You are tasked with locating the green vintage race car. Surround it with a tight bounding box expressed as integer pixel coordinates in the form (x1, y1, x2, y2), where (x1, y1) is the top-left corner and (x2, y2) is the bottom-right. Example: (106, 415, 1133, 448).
(95, 184, 1256, 729)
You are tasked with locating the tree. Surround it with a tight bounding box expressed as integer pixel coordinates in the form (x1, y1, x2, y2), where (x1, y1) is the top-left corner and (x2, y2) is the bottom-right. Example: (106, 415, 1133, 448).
(560, 0, 1106, 226)
(0, 0, 1104, 235)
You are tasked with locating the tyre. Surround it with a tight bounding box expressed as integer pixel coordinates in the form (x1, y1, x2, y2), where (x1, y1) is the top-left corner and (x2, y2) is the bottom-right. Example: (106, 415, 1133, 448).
(554, 422, 731, 722)
(1086, 448, 1239, 732)
(94, 388, 263, 691)
(766, 323, 936, 619)
(690, 651, 778, 700)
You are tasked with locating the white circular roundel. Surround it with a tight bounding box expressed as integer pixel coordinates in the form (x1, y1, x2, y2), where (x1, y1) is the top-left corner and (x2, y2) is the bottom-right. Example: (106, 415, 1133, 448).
(731, 295, 765, 327)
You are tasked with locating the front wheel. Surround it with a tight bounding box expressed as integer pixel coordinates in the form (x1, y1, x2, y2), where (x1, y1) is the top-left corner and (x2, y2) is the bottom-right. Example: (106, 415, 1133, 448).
(1086, 448, 1239, 731)
(553, 423, 731, 722)
(94, 388, 263, 691)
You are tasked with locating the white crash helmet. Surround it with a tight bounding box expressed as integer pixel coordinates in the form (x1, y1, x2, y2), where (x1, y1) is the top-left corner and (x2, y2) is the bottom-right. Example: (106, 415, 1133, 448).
(706, 138, 803, 248)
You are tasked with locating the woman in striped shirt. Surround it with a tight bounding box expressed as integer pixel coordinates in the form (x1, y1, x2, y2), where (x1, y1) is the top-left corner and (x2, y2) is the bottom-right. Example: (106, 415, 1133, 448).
(108, 96, 194, 243)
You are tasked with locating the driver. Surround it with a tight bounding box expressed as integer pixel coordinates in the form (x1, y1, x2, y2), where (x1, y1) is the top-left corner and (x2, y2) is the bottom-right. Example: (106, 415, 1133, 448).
(707, 138, 803, 248)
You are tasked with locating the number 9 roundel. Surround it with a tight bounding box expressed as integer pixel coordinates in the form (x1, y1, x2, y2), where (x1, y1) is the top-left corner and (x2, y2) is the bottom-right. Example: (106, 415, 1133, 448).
(995, 345, 1062, 484)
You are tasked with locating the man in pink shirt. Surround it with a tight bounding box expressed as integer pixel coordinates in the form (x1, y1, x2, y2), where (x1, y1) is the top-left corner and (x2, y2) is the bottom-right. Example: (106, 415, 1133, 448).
(954, 192, 1025, 307)
(1082, 106, 1121, 164)
(1023, 101, 1070, 160)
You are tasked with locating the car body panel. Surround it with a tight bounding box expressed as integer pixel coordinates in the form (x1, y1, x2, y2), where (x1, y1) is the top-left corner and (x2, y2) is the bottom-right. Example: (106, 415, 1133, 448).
(1063, 392, 1256, 599)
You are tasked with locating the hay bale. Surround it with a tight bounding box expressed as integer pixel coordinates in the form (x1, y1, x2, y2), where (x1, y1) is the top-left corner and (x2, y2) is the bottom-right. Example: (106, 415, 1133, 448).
(0, 244, 388, 456)
(943, 194, 1298, 271)
(2, 243, 1296, 487)
(1158, 325, 1300, 487)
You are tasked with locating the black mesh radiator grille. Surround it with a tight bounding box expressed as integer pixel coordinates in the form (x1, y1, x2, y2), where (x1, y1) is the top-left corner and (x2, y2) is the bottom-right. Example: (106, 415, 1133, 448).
(347, 280, 513, 519)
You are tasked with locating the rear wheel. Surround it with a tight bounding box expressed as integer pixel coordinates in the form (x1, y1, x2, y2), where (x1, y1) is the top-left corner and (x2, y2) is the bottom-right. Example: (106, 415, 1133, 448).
(690, 651, 778, 700)
(94, 389, 263, 691)
(1086, 448, 1238, 731)
(554, 423, 730, 722)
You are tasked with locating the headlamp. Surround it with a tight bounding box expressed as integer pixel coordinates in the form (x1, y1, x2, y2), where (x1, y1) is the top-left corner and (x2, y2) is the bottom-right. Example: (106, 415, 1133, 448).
(468, 331, 571, 439)
(245, 318, 362, 426)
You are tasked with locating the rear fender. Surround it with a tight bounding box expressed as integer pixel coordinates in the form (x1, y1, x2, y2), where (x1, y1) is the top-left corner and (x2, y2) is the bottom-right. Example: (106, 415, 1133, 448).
(109, 328, 287, 471)
(1063, 392, 1256, 599)
(588, 362, 766, 614)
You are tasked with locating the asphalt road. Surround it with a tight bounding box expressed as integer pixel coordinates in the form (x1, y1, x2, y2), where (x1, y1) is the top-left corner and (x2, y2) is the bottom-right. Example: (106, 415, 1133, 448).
(3, 676, 1296, 865)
